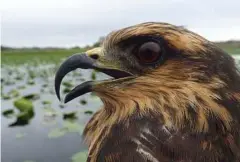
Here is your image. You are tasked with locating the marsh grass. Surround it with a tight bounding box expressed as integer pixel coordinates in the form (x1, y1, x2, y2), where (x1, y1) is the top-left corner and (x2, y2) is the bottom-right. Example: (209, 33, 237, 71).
(1, 48, 85, 65)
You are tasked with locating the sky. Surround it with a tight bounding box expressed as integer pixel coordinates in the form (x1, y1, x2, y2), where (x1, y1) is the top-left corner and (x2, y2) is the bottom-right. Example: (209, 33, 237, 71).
(1, 0, 240, 47)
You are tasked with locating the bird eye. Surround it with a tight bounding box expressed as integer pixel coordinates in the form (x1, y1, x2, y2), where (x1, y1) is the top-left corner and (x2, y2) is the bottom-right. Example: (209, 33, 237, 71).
(136, 42, 162, 64)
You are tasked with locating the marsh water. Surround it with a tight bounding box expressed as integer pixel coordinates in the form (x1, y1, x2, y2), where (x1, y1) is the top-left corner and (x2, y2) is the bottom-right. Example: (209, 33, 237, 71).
(1, 56, 240, 162)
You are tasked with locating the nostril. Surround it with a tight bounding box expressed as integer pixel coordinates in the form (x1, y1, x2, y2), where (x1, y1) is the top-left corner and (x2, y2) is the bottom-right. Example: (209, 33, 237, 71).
(89, 54, 99, 60)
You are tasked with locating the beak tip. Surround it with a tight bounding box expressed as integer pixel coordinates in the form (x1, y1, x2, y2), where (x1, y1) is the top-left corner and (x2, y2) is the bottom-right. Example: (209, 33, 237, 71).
(57, 95, 61, 101)
(64, 97, 70, 104)
(54, 85, 61, 101)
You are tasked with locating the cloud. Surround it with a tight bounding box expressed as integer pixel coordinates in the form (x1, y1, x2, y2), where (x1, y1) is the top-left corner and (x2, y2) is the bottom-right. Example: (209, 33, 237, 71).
(1, 0, 240, 47)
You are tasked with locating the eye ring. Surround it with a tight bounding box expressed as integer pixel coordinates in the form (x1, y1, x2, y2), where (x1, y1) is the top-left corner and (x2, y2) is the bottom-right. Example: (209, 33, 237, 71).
(135, 41, 163, 64)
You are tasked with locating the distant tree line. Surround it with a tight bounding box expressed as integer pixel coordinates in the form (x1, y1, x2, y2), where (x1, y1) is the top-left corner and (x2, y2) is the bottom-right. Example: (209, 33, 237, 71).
(1, 37, 239, 51)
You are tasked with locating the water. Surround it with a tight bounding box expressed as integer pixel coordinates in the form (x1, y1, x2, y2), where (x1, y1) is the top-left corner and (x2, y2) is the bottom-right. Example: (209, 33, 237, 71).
(1, 55, 240, 162)
(1, 63, 109, 162)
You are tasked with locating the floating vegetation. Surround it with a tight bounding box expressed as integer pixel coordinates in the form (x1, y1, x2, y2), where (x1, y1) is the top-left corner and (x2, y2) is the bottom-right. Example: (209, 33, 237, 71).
(59, 104, 65, 109)
(2, 94, 11, 100)
(2, 89, 20, 100)
(73, 71, 82, 77)
(5, 80, 15, 86)
(16, 132, 27, 139)
(42, 84, 48, 88)
(48, 121, 84, 138)
(14, 98, 34, 112)
(71, 150, 88, 162)
(2, 109, 15, 118)
(62, 81, 73, 88)
(42, 107, 58, 125)
(23, 94, 40, 101)
(17, 85, 26, 89)
(48, 128, 66, 138)
(15, 76, 24, 81)
(76, 78, 86, 82)
(9, 98, 35, 127)
(28, 70, 36, 79)
(84, 110, 93, 115)
(43, 107, 58, 117)
(42, 100, 52, 105)
(80, 99, 87, 105)
(27, 80, 35, 85)
(9, 89, 20, 98)
(91, 71, 97, 80)
(63, 111, 78, 121)
(63, 87, 71, 94)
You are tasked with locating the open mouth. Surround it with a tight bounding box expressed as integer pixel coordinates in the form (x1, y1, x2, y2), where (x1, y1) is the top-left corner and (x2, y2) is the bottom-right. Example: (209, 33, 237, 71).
(54, 53, 133, 103)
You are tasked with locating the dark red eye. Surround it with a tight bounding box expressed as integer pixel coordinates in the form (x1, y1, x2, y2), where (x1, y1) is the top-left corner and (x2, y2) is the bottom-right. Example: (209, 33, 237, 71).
(136, 42, 162, 64)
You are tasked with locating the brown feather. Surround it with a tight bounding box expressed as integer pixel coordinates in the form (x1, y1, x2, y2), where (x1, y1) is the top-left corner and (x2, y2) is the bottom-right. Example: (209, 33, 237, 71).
(83, 22, 240, 162)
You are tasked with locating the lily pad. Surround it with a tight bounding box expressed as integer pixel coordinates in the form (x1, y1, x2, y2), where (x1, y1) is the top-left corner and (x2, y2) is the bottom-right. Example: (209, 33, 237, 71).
(15, 76, 23, 80)
(71, 150, 88, 162)
(73, 71, 82, 77)
(2, 94, 11, 100)
(48, 121, 84, 138)
(16, 132, 26, 139)
(42, 84, 48, 88)
(14, 98, 33, 112)
(9, 89, 20, 98)
(10, 98, 35, 127)
(63, 112, 78, 121)
(48, 128, 66, 138)
(42, 100, 51, 105)
(63, 81, 73, 88)
(63, 87, 71, 94)
(17, 85, 26, 89)
(77, 78, 85, 82)
(91, 71, 96, 80)
(5, 81, 15, 86)
(28, 70, 36, 79)
(84, 110, 93, 115)
(80, 99, 87, 105)
(23, 94, 40, 101)
(43, 107, 58, 116)
(27, 80, 35, 85)
(2, 109, 15, 118)
(49, 89, 55, 94)
(59, 104, 65, 109)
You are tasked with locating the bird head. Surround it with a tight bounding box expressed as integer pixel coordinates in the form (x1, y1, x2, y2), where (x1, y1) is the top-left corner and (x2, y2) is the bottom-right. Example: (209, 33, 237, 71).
(55, 22, 240, 132)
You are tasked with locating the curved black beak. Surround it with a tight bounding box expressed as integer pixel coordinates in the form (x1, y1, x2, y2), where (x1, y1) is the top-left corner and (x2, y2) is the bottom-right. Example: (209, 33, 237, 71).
(55, 53, 132, 103)
(55, 54, 96, 102)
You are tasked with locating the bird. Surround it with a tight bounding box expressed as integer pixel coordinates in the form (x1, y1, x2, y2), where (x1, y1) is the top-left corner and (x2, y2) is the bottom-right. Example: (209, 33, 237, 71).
(55, 22, 240, 162)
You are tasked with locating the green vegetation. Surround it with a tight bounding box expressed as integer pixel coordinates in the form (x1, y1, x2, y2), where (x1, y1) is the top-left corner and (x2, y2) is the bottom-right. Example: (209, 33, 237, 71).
(2, 109, 15, 118)
(1, 40, 240, 65)
(63, 111, 78, 121)
(215, 40, 240, 54)
(11, 98, 35, 126)
(48, 120, 84, 138)
(1, 48, 85, 65)
(16, 132, 27, 139)
(71, 150, 88, 162)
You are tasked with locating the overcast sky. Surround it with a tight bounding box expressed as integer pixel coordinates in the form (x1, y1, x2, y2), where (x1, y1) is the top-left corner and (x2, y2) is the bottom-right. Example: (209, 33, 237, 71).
(1, 0, 240, 47)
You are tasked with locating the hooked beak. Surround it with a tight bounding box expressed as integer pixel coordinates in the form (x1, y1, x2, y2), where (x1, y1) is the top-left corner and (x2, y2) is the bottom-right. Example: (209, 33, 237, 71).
(54, 49, 133, 103)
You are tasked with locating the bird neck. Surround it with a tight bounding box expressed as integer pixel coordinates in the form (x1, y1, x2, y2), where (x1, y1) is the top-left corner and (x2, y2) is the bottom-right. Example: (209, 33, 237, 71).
(83, 76, 240, 161)
(96, 76, 236, 133)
